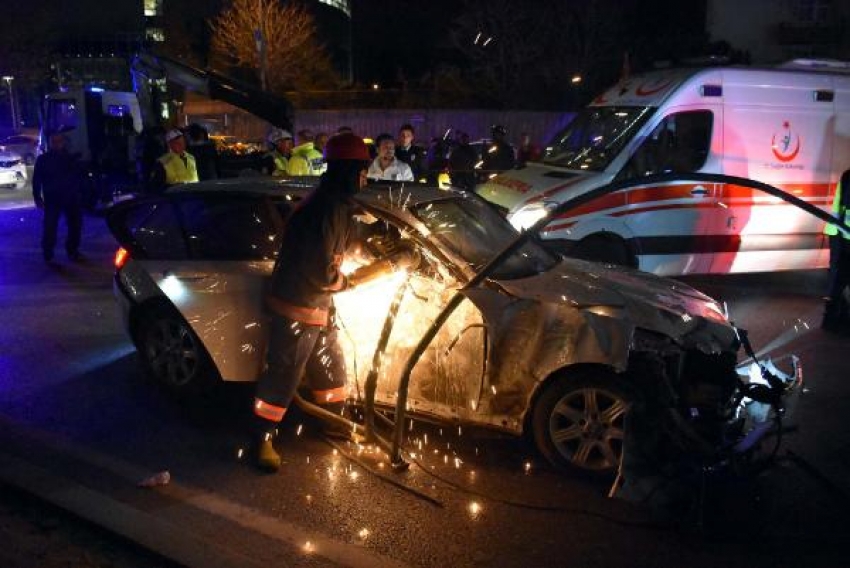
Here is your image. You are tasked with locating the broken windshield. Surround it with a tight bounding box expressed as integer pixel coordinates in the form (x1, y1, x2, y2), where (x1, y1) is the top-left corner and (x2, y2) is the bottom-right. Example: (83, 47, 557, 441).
(411, 195, 559, 280)
(542, 106, 655, 171)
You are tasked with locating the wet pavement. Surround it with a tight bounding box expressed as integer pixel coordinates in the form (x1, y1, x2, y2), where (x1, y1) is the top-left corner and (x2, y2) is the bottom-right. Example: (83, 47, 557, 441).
(1, 204, 848, 567)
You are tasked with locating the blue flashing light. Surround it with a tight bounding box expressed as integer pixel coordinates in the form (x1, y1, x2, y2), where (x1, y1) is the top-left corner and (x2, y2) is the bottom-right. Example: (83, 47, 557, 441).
(89, 86, 105, 93)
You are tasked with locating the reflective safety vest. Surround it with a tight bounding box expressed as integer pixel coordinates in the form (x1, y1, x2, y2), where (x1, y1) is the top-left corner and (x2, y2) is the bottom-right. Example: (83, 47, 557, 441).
(293, 142, 325, 175)
(158, 151, 198, 185)
(265, 150, 289, 177)
(825, 178, 850, 239)
(286, 153, 312, 176)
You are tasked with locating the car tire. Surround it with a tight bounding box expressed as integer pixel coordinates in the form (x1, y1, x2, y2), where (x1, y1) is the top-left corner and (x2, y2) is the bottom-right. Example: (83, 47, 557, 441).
(531, 368, 635, 476)
(138, 307, 216, 396)
(571, 233, 635, 267)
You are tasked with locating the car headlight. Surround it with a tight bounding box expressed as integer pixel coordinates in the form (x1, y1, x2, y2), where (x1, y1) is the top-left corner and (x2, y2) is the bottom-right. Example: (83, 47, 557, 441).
(509, 202, 556, 231)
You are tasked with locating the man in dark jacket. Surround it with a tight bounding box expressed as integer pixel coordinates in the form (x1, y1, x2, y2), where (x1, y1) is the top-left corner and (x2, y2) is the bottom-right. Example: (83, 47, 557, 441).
(481, 124, 516, 176)
(186, 123, 220, 181)
(32, 131, 84, 262)
(395, 123, 425, 181)
(448, 130, 478, 192)
(250, 132, 417, 472)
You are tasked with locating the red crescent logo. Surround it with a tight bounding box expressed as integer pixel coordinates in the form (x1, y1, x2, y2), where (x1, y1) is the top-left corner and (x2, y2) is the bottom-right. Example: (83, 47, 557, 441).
(635, 79, 673, 96)
(771, 133, 801, 162)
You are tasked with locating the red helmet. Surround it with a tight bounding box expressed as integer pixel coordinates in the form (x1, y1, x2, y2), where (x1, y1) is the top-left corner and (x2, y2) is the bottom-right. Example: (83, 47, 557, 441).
(324, 132, 370, 162)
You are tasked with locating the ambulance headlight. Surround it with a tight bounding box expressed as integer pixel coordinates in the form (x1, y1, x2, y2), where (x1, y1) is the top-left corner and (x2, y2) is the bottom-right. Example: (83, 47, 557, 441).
(509, 202, 556, 231)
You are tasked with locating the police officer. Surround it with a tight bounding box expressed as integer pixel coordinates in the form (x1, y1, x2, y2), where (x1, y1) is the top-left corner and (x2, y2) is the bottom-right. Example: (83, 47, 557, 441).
(481, 124, 516, 176)
(823, 169, 850, 332)
(32, 130, 84, 262)
(395, 123, 425, 181)
(292, 129, 325, 176)
(151, 129, 198, 192)
(263, 128, 313, 176)
(250, 132, 418, 472)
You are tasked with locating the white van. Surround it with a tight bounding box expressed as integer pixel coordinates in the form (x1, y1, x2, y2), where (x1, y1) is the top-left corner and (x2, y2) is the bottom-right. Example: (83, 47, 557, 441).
(476, 59, 850, 276)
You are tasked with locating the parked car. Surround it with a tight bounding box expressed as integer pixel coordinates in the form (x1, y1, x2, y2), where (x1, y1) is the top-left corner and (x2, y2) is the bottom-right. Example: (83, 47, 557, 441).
(0, 134, 39, 165)
(0, 149, 27, 189)
(106, 177, 785, 475)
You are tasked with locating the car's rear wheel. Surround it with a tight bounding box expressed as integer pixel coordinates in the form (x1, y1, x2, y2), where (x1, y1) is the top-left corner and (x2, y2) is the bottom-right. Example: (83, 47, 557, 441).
(531, 368, 634, 476)
(138, 307, 215, 395)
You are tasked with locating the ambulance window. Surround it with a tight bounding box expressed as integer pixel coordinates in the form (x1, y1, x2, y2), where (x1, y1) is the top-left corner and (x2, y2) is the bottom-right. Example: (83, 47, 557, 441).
(618, 110, 712, 181)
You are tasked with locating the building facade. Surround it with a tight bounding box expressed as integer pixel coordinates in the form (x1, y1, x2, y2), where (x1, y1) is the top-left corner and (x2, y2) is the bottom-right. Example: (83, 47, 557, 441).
(707, 0, 850, 63)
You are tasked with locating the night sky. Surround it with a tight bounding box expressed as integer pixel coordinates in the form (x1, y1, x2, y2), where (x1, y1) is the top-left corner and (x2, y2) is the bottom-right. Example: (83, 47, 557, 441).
(351, 0, 461, 85)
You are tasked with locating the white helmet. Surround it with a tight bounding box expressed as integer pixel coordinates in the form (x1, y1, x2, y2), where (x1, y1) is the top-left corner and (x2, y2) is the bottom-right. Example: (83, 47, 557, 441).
(268, 128, 293, 144)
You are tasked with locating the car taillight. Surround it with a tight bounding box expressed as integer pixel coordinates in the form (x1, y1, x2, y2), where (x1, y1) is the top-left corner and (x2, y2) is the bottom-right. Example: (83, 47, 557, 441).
(114, 247, 129, 269)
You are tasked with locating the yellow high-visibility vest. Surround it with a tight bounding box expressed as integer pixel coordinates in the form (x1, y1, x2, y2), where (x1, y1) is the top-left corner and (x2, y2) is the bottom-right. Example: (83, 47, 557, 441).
(158, 151, 198, 185)
(825, 180, 850, 239)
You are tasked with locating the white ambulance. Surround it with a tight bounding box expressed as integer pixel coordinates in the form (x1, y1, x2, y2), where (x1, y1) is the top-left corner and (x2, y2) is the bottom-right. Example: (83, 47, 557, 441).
(476, 59, 850, 276)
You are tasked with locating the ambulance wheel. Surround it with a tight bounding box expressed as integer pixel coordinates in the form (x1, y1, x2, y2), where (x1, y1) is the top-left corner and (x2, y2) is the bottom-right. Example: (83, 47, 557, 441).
(138, 306, 216, 396)
(531, 368, 634, 476)
(571, 234, 635, 267)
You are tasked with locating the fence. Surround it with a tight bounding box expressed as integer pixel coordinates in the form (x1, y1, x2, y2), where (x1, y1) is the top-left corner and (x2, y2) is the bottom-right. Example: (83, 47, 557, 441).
(181, 100, 575, 149)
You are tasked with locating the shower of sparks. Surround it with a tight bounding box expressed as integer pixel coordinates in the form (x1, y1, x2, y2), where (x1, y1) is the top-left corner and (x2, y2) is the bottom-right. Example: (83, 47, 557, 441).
(524, 461, 532, 473)
(296, 424, 303, 436)
(468, 501, 482, 517)
(358, 528, 370, 540)
(303, 541, 315, 554)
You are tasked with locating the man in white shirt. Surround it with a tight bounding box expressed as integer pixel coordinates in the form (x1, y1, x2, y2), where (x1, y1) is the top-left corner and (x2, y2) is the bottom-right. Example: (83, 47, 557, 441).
(367, 133, 414, 182)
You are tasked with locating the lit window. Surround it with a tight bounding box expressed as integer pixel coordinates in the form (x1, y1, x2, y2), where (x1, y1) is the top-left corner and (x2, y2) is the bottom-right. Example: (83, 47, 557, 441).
(146, 28, 165, 42)
(144, 0, 163, 17)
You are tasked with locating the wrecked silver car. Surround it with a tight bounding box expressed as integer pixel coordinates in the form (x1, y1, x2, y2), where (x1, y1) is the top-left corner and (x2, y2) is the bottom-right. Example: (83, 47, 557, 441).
(107, 178, 793, 475)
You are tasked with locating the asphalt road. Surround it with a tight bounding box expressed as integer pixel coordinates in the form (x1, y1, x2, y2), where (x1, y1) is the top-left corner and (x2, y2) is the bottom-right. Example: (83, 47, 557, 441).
(1, 200, 848, 568)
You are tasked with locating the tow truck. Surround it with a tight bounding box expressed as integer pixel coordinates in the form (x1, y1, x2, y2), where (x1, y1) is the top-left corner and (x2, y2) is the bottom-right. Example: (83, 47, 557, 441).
(39, 52, 294, 208)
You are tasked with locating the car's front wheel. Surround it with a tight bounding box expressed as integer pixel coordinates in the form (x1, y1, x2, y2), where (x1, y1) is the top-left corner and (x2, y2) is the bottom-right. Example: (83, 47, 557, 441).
(138, 307, 215, 395)
(531, 368, 634, 476)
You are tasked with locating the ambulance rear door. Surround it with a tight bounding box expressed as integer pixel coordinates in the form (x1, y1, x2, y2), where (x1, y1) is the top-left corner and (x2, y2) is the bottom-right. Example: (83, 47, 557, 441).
(710, 69, 834, 273)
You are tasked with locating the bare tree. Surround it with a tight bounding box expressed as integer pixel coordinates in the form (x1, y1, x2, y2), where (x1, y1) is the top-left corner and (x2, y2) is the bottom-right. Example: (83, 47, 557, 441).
(209, 0, 338, 93)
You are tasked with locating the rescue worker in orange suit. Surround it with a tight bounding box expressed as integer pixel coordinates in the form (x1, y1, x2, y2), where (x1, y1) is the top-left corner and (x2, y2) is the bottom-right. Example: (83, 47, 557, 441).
(250, 132, 419, 472)
(823, 168, 850, 333)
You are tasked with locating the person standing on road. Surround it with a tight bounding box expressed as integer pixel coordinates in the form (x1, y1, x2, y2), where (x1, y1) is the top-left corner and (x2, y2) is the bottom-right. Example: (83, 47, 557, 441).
(367, 134, 414, 182)
(448, 130, 478, 192)
(395, 123, 425, 181)
(823, 168, 850, 333)
(186, 123, 220, 181)
(292, 129, 325, 176)
(481, 124, 516, 177)
(250, 132, 419, 472)
(150, 129, 198, 192)
(32, 131, 85, 262)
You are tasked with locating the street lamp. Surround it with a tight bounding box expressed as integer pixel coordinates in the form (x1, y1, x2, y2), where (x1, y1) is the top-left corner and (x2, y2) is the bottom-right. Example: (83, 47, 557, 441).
(2, 76, 16, 132)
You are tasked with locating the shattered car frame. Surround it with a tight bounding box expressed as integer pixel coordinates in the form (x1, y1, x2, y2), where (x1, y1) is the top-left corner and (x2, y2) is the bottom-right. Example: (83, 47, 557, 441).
(107, 174, 815, 476)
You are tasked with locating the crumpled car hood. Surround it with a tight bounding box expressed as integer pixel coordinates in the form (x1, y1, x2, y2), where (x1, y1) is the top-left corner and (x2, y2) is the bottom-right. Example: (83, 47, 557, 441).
(492, 258, 731, 347)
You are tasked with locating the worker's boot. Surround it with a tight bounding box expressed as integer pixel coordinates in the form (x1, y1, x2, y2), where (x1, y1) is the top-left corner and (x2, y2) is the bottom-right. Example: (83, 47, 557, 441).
(255, 433, 282, 473)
